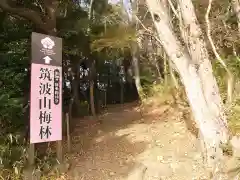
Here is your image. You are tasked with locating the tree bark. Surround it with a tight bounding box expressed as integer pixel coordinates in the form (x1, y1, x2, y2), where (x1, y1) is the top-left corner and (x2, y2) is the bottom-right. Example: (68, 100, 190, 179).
(87, 0, 97, 118)
(131, 0, 144, 101)
(132, 43, 144, 100)
(232, 0, 240, 33)
(89, 80, 96, 116)
(71, 57, 82, 117)
(150, 45, 163, 81)
(146, 0, 229, 178)
(120, 66, 125, 104)
(176, 0, 228, 120)
(88, 57, 97, 117)
(167, 56, 179, 89)
(0, 0, 58, 34)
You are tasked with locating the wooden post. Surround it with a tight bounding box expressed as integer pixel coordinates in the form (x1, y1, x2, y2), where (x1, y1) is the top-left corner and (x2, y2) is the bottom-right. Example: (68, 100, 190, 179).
(56, 141, 63, 164)
(28, 143, 35, 166)
(23, 143, 36, 180)
(104, 90, 107, 107)
(56, 108, 63, 164)
(65, 113, 71, 152)
(120, 81, 124, 104)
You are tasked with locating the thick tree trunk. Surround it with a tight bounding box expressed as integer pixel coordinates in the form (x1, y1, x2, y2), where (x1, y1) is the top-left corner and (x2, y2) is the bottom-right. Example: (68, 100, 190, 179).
(177, 0, 228, 121)
(146, 0, 229, 178)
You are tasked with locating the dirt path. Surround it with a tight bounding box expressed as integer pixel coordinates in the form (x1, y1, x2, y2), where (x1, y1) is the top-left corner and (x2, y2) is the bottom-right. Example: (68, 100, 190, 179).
(65, 102, 207, 180)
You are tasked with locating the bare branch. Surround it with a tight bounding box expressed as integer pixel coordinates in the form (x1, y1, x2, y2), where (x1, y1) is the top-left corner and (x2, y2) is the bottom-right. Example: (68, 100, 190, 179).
(88, 0, 94, 20)
(205, 0, 226, 67)
(135, 15, 163, 45)
(205, 0, 234, 103)
(135, 16, 151, 32)
(167, 0, 180, 19)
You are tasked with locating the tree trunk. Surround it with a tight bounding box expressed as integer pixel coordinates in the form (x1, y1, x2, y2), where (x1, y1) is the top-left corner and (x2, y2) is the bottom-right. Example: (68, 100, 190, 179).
(232, 0, 240, 33)
(177, 0, 228, 133)
(89, 60, 96, 117)
(150, 50, 163, 81)
(168, 58, 179, 89)
(130, 0, 144, 101)
(163, 52, 168, 85)
(120, 66, 125, 104)
(132, 43, 144, 100)
(71, 57, 82, 117)
(87, 0, 97, 118)
(89, 81, 96, 116)
(71, 75, 80, 116)
(120, 81, 124, 104)
(146, 0, 229, 178)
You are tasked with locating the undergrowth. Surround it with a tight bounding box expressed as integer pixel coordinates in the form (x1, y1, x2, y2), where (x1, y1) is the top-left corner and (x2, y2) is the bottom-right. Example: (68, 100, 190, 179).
(0, 133, 61, 179)
(143, 64, 240, 137)
(213, 56, 240, 135)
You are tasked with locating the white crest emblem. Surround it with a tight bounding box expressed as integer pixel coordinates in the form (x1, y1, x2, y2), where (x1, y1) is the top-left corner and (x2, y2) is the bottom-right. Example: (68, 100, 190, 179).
(41, 37, 55, 49)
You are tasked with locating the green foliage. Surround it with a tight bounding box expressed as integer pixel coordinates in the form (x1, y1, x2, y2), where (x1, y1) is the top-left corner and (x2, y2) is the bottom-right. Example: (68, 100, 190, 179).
(91, 3, 136, 53)
(228, 100, 240, 135)
(212, 56, 240, 135)
(0, 26, 29, 130)
(143, 82, 167, 97)
(0, 16, 30, 180)
(91, 25, 136, 52)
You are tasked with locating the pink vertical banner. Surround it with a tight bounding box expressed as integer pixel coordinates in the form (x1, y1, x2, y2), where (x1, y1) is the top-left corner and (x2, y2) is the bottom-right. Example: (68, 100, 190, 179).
(30, 64, 62, 143)
(30, 32, 62, 144)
